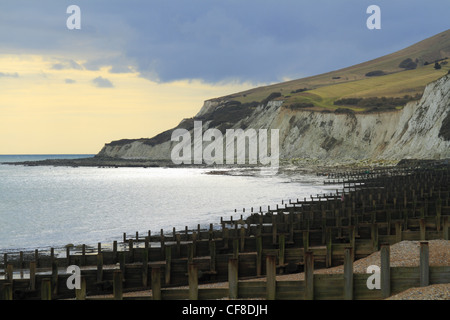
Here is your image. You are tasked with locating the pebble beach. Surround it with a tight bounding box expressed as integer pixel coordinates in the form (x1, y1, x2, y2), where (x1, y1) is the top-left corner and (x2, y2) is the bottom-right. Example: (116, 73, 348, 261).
(88, 239, 450, 300)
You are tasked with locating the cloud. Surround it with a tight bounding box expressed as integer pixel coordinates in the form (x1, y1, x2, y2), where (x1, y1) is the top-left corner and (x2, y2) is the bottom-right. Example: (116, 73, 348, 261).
(51, 59, 83, 70)
(1, 1, 449, 84)
(0, 72, 19, 78)
(65, 78, 76, 84)
(92, 76, 114, 88)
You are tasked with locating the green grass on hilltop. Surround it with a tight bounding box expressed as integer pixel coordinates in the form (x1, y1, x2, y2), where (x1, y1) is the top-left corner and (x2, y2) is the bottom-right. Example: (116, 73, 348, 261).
(216, 29, 450, 113)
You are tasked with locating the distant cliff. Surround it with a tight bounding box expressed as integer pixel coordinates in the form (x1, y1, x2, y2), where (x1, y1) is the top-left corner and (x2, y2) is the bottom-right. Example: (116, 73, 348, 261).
(96, 74, 450, 164)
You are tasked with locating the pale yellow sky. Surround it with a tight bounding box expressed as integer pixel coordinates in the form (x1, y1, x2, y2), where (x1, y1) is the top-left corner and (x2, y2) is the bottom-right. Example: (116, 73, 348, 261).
(0, 54, 255, 154)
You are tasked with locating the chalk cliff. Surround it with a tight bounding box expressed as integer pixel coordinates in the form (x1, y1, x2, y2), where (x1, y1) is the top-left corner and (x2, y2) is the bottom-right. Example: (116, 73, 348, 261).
(96, 74, 450, 164)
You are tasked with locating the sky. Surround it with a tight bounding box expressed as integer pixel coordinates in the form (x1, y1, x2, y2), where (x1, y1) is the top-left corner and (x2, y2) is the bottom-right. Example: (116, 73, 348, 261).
(0, 0, 449, 154)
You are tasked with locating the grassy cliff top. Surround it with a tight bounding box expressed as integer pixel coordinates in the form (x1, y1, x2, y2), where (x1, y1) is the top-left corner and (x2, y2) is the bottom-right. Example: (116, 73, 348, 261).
(213, 29, 450, 112)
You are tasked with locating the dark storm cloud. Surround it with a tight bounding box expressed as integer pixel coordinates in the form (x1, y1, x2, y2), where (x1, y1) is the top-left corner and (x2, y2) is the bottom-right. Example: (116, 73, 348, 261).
(1, 0, 449, 84)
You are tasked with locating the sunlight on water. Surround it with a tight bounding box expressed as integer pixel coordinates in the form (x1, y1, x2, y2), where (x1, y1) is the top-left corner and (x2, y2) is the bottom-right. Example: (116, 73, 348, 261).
(0, 157, 338, 252)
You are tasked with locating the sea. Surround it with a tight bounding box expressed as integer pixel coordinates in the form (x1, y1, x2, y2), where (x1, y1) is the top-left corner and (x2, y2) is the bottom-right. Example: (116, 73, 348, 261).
(0, 154, 339, 254)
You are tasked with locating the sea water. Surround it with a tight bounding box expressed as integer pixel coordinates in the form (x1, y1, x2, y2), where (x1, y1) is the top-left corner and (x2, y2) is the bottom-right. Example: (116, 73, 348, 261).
(0, 155, 338, 253)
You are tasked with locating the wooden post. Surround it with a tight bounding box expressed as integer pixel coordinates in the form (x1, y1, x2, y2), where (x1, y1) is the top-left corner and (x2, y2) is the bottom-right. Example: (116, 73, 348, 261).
(279, 234, 285, 267)
(304, 250, 314, 300)
(51, 260, 58, 296)
(443, 216, 449, 240)
(419, 241, 429, 287)
(75, 276, 86, 300)
(113, 270, 123, 300)
(228, 258, 238, 300)
(6, 264, 13, 283)
(41, 279, 52, 300)
(395, 221, 402, 243)
(35, 249, 39, 268)
(165, 246, 172, 285)
(188, 263, 198, 300)
(380, 244, 390, 299)
(97, 253, 103, 283)
(3, 283, 12, 300)
(233, 238, 239, 259)
(209, 240, 216, 274)
(142, 248, 149, 288)
(272, 216, 277, 245)
(266, 255, 277, 300)
(371, 224, 379, 251)
(240, 226, 245, 252)
(66, 246, 71, 266)
(81, 244, 86, 266)
(326, 228, 332, 268)
(113, 241, 118, 263)
(160, 229, 165, 256)
(152, 267, 161, 300)
(176, 234, 181, 256)
(256, 236, 262, 276)
(344, 247, 353, 300)
(303, 230, 309, 253)
(436, 199, 442, 231)
(29, 261, 36, 291)
(223, 227, 229, 250)
(420, 219, 426, 240)
(128, 238, 134, 263)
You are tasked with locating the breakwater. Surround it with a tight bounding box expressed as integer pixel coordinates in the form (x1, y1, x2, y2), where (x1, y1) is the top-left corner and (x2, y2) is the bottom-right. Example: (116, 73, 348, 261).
(1, 162, 449, 300)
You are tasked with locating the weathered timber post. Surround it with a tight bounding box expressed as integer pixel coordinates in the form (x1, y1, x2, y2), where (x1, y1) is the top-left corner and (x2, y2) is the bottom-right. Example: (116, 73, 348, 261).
(209, 240, 216, 274)
(279, 234, 286, 268)
(436, 198, 442, 231)
(176, 234, 181, 256)
(188, 263, 198, 300)
(395, 221, 402, 243)
(3, 283, 12, 300)
(326, 228, 332, 268)
(75, 276, 86, 300)
(41, 279, 52, 300)
(304, 250, 314, 300)
(128, 238, 134, 263)
(165, 246, 172, 285)
(81, 244, 86, 266)
(420, 219, 426, 241)
(228, 258, 238, 299)
(443, 216, 449, 240)
(344, 247, 353, 300)
(113, 241, 118, 263)
(113, 270, 123, 300)
(419, 241, 429, 287)
(233, 238, 239, 259)
(272, 216, 277, 245)
(142, 248, 149, 288)
(97, 253, 103, 283)
(29, 261, 36, 291)
(240, 227, 245, 252)
(66, 246, 71, 266)
(152, 267, 161, 300)
(266, 255, 276, 300)
(371, 224, 379, 251)
(380, 244, 390, 299)
(303, 230, 309, 253)
(51, 260, 58, 296)
(256, 236, 262, 276)
(187, 243, 194, 266)
(6, 264, 13, 284)
(160, 229, 165, 257)
(34, 249, 39, 268)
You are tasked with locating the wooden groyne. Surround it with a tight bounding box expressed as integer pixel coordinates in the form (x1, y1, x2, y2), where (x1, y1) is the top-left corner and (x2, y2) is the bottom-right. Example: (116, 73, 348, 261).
(1, 164, 449, 300)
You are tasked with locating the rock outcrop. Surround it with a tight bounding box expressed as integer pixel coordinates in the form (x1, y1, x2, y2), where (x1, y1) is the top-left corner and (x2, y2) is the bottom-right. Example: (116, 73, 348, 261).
(96, 75, 450, 164)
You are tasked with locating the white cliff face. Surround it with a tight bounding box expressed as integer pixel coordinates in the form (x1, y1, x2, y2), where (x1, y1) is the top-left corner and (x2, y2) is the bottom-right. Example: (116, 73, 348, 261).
(97, 75, 450, 163)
